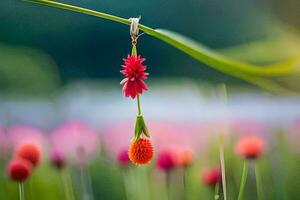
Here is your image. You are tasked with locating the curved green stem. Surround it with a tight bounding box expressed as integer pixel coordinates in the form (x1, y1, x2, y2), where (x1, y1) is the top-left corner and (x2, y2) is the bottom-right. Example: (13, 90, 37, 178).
(23, 0, 300, 93)
(237, 160, 249, 200)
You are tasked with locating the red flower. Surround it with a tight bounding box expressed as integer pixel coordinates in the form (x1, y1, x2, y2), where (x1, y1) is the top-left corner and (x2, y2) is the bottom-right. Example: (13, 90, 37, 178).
(156, 151, 177, 171)
(128, 138, 153, 165)
(7, 158, 32, 182)
(16, 143, 41, 167)
(235, 135, 264, 159)
(120, 55, 149, 99)
(201, 168, 221, 186)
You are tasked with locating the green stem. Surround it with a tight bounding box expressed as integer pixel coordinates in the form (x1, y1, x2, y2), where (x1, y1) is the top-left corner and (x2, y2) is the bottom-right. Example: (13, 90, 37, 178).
(219, 134, 227, 200)
(19, 182, 25, 200)
(237, 160, 249, 200)
(166, 171, 171, 200)
(61, 169, 75, 200)
(255, 163, 265, 200)
(214, 182, 220, 200)
(80, 166, 94, 200)
(137, 94, 142, 115)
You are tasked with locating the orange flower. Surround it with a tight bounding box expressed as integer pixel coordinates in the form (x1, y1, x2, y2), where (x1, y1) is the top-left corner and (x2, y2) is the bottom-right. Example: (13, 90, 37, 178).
(128, 138, 154, 165)
(176, 149, 193, 167)
(16, 143, 41, 167)
(235, 136, 264, 159)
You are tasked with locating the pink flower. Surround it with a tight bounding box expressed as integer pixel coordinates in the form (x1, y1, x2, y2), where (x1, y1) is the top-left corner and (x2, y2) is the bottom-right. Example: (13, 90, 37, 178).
(51, 122, 100, 165)
(50, 149, 66, 169)
(120, 55, 148, 99)
(7, 125, 47, 152)
(117, 149, 130, 166)
(156, 151, 177, 171)
(0, 125, 10, 158)
(103, 121, 206, 156)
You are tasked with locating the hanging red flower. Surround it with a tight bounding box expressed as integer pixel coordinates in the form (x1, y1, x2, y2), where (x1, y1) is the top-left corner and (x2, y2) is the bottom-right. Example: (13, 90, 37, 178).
(120, 55, 149, 99)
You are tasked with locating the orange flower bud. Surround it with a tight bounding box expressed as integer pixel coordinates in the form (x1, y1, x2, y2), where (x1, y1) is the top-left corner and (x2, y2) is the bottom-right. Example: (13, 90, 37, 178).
(128, 138, 154, 165)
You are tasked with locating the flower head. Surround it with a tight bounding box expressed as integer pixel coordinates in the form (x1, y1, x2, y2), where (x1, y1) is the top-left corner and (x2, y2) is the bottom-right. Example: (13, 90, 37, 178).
(120, 55, 148, 99)
(7, 158, 32, 182)
(175, 149, 193, 168)
(128, 138, 153, 165)
(16, 143, 41, 167)
(156, 151, 177, 171)
(117, 149, 130, 166)
(51, 122, 100, 165)
(201, 167, 221, 186)
(235, 135, 264, 159)
(8, 125, 46, 152)
(50, 150, 66, 169)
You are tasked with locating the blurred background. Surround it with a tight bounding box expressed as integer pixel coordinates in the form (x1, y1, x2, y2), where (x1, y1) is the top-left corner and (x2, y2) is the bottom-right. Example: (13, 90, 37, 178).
(0, 0, 300, 199)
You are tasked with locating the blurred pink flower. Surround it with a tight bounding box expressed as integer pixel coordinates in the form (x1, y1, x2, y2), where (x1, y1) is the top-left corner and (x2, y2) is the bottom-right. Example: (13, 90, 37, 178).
(117, 149, 130, 166)
(287, 118, 300, 153)
(230, 119, 268, 136)
(103, 120, 208, 158)
(7, 125, 47, 152)
(156, 151, 177, 171)
(0, 125, 10, 158)
(51, 121, 100, 165)
(50, 149, 66, 169)
(201, 167, 221, 186)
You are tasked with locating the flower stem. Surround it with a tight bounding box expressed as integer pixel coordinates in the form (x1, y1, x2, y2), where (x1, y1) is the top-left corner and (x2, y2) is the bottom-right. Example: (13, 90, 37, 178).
(218, 84, 227, 200)
(237, 160, 249, 200)
(255, 163, 265, 200)
(166, 171, 171, 200)
(214, 182, 220, 200)
(80, 166, 94, 200)
(61, 169, 75, 200)
(219, 134, 227, 200)
(19, 182, 25, 200)
(137, 94, 142, 115)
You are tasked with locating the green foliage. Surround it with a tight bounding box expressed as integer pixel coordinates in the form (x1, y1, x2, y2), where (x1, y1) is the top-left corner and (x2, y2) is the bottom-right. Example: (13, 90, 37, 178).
(0, 43, 60, 96)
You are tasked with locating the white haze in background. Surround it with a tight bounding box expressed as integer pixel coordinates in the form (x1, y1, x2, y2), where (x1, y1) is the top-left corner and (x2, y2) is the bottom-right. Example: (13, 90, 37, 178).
(0, 80, 299, 130)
